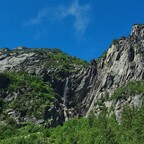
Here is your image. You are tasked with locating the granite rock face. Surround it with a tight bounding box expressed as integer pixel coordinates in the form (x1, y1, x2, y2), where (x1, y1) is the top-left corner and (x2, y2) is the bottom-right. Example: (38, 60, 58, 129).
(84, 24, 144, 118)
(0, 24, 144, 125)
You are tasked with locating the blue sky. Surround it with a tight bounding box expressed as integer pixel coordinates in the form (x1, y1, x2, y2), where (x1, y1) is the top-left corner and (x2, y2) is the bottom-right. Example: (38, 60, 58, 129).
(0, 0, 144, 61)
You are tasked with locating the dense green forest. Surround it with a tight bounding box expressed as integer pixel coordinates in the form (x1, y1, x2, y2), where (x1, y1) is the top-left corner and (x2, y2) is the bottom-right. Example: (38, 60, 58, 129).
(0, 104, 144, 144)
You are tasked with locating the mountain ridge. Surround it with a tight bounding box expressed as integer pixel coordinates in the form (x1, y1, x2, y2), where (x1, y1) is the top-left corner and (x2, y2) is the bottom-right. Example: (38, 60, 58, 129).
(0, 24, 144, 143)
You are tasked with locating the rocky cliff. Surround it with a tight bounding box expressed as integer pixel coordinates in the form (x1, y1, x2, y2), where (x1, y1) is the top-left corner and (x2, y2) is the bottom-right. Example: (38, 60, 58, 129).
(0, 24, 144, 126)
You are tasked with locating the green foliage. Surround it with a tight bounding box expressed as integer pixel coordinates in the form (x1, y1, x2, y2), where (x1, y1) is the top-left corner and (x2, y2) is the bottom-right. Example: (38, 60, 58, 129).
(1, 104, 144, 144)
(113, 39, 119, 45)
(0, 71, 56, 121)
(117, 105, 144, 144)
(43, 50, 88, 81)
(44, 50, 88, 71)
(121, 36, 126, 40)
(110, 80, 144, 100)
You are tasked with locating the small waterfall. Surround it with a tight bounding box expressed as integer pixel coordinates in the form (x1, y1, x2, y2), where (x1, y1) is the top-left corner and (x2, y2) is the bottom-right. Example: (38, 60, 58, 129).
(63, 77, 69, 121)
(63, 77, 69, 105)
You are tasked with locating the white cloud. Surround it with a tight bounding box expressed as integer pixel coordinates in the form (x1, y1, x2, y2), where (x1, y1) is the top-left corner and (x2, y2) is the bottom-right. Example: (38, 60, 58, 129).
(24, 0, 91, 34)
(56, 0, 91, 34)
(23, 8, 49, 26)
